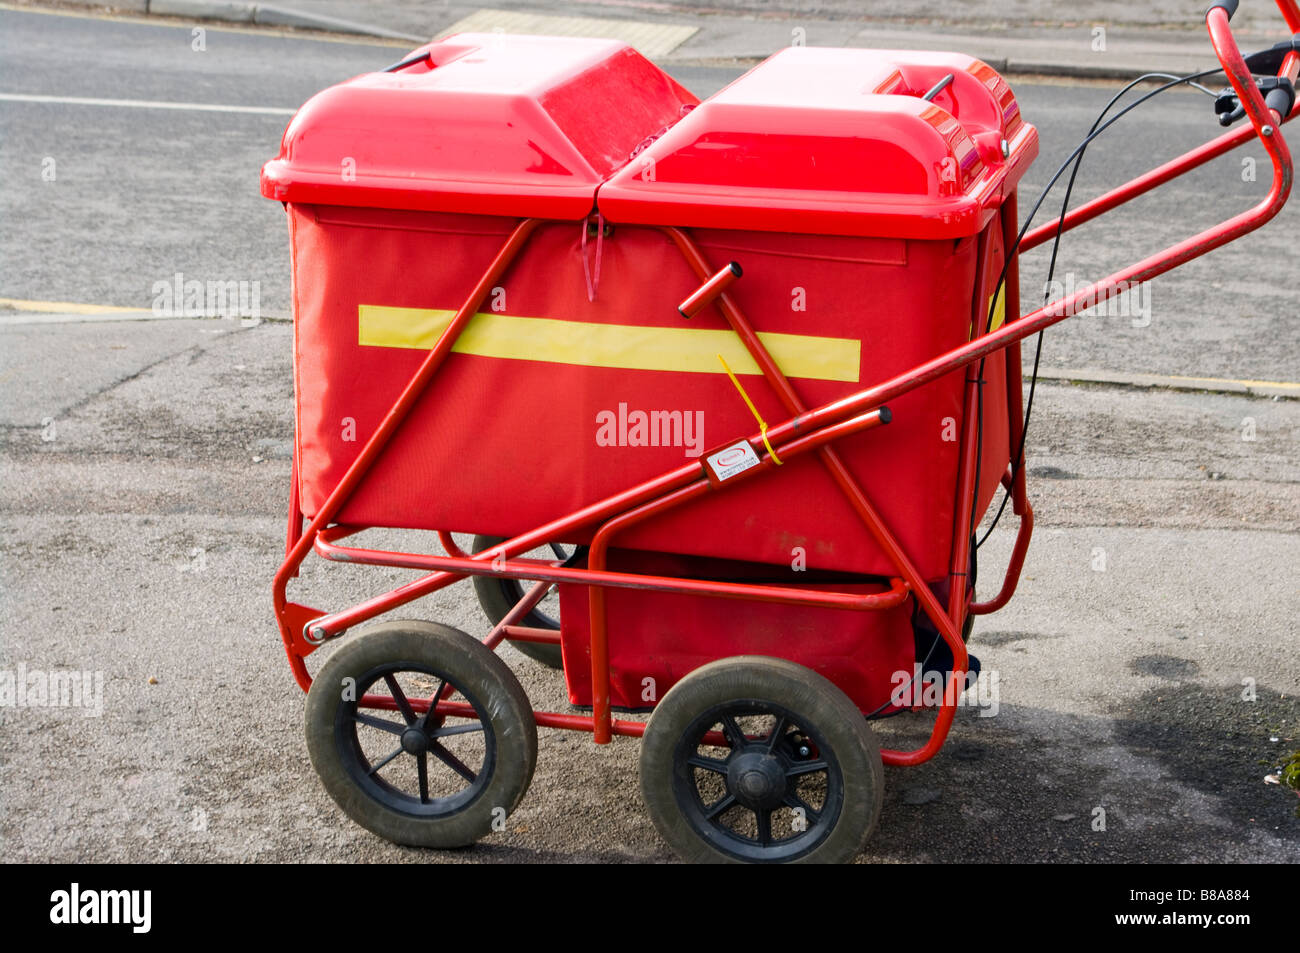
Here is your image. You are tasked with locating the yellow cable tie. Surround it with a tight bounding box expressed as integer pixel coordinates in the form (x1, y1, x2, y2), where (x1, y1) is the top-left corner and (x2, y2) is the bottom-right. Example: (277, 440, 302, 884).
(716, 354, 782, 465)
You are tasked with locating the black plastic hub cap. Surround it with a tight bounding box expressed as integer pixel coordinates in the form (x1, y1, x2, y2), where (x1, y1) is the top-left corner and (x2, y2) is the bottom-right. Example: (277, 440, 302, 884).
(400, 727, 429, 755)
(671, 700, 844, 862)
(336, 663, 494, 816)
(728, 751, 787, 810)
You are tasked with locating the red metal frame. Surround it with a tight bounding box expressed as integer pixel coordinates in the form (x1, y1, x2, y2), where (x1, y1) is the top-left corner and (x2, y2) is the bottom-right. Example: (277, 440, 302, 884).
(274, 5, 1295, 765)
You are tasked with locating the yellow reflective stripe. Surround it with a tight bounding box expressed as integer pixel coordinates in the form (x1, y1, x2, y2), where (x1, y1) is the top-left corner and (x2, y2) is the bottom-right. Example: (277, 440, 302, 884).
(988, 286, 1006, 332)
(357, 305, 861, 383)
(970, 286, 1007, 341)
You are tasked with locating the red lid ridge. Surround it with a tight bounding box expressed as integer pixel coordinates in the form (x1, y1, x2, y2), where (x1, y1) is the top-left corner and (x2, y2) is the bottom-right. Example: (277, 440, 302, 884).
(260, 33, 698, 219)
(597, 47, 1038, 239)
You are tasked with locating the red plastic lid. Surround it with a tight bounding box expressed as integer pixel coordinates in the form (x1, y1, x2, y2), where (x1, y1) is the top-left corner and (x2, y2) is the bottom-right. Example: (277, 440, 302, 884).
(260, 34, 698, 219)
(597, 47, 1039, 239)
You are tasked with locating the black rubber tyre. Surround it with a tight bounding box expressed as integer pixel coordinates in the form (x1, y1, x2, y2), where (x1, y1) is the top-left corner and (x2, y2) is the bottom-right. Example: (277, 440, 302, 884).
(640, 656, 884, 864)
(304, 619, 537, 848)
(470, 534, 566, 670)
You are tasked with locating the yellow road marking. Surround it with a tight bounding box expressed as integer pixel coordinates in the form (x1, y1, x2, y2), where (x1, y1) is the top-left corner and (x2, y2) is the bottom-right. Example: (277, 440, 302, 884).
(1162, 373, 1300, 391)
(0, 298, 145, 314)
(1035, 367, 1300, 393)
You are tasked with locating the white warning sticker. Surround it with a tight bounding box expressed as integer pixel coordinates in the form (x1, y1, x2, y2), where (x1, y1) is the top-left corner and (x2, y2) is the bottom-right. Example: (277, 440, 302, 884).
(705, 440, 761, 482)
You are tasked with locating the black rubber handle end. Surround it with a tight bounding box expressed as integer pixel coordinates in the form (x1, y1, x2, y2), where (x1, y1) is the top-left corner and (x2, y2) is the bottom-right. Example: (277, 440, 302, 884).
(1265, 83, 1296, 119)
(1208, 0, 1240, 22)
(878, 406, 893, 425)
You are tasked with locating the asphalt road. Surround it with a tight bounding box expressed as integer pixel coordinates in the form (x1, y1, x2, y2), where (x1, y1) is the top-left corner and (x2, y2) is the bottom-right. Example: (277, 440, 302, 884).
(3, 6, 1299, 381)
(1, 5, 1297, 864)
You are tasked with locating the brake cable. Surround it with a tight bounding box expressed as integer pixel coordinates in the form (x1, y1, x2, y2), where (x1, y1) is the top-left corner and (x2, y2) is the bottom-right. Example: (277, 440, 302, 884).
(971, 67, 1224, 554)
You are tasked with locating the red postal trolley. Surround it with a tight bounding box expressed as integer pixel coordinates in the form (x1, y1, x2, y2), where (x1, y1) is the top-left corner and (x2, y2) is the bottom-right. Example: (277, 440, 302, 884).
(262, 1, 1298, 861)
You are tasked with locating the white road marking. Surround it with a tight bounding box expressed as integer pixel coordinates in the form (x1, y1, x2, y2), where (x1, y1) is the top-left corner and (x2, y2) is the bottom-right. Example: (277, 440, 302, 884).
(0, 312, 280, 326)
(0, 310, 168, 326)
(0, 93, 296, 115)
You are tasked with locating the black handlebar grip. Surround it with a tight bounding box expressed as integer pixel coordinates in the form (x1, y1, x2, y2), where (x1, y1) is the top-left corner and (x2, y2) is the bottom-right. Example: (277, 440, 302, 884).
(1208, 0, 1240, 20)
(1265, 83, 1296, 119)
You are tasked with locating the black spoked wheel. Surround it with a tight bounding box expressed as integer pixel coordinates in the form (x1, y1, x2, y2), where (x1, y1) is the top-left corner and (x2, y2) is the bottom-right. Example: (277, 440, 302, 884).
(640, 656, 883, 864)
(304, 620, 537, 848)
(470, 533, 572, 670)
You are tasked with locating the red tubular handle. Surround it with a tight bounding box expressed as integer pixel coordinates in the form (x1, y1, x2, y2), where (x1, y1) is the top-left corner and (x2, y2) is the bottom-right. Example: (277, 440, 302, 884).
(1207, 6, 1294, 185)
(677, 261, 742, 318)
(1275, 0, 1300, 32)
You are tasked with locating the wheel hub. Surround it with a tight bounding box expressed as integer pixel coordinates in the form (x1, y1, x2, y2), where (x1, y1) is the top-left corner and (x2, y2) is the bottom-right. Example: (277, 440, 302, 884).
(727, 750, 787, 810)
(400, 727, 429, 755)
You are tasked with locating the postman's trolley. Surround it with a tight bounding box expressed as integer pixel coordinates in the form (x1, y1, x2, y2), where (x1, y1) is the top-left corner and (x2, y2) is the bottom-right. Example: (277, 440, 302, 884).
(261, 1, 1298, 862)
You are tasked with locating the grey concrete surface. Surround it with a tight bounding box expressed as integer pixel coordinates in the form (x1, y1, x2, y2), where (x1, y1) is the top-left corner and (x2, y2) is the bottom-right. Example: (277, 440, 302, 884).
(1, 318, 1296, 863)
(149, 0, 255, 25)
(0, 4, 1297, 863)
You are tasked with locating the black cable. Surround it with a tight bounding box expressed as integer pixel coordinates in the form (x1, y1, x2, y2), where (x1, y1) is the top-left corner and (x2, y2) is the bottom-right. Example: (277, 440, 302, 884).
(970, 68, 1223, 551)
(864, 598, 946, 719)
(899, 68, 1227, 711)
(979, 73, 1202, 546)
(897, 61, 1269, 712)
(986, 66, 1224, 340)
